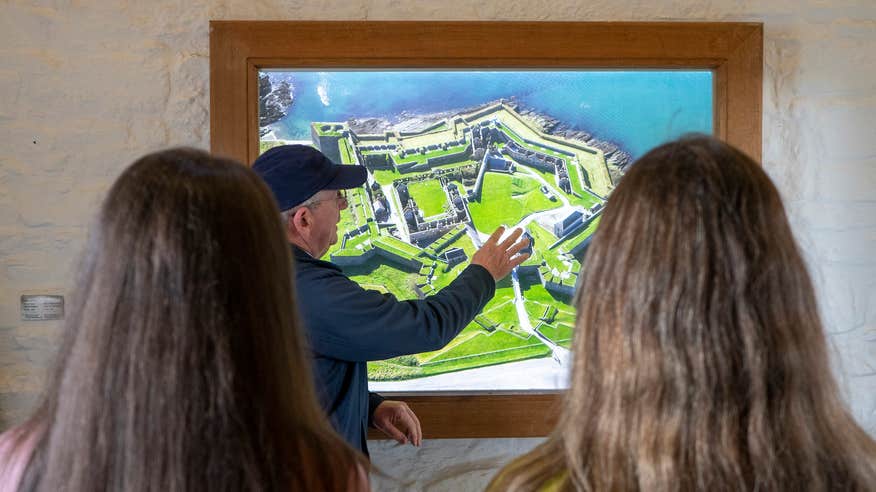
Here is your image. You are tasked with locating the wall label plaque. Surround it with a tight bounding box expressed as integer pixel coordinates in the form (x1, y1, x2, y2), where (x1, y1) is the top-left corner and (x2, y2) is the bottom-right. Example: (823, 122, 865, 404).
(20, 294, 65, 321)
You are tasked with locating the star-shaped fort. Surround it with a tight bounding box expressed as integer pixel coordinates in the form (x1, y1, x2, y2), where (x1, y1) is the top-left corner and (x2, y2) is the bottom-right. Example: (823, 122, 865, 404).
(280, 102, 616, 381)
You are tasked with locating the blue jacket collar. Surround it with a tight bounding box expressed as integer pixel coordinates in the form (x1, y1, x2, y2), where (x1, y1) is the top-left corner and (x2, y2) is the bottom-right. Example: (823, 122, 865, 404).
(290, 244, 342, 272)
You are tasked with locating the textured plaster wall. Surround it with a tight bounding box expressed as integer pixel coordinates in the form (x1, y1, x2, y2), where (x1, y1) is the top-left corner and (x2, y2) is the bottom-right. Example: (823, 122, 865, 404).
(1, 1, 874, 491)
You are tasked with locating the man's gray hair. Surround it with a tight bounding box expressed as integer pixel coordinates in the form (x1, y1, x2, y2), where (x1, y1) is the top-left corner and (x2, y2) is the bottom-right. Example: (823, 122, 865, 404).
(279, 192, 323, 225)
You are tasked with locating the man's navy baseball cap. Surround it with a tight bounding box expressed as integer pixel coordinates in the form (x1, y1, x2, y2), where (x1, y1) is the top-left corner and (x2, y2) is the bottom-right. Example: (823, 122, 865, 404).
(252, 144, 367, 211)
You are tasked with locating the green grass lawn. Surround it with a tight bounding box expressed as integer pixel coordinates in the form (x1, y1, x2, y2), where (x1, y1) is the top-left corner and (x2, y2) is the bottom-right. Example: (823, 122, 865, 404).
(537, 323, 574, 345)
(525, 222, 559, 267)
(357, 134, 392, 142)
(525, 167, 563, 191)
(524, 300, 549, 320)
(497, 123, 573, 160)
(371, 168, 401, 185)
(415, 325, 483, 362)
(559, 215, 602, 252)
(370, 160, 476, 186)
(564, 160, 586, 197)
(393, 144, 468, 165)
(427, 234, 478, 286)
(468, 173, 561, 232)
(344, 262, 419, 297)
(527, 223, 581, 274)
(425, 329, 540, 363)
(569, 190, 601, 209)
(521, 281, 571, 305)
(259, 140, 284, 155)
(407, 180, 447, 217)
(477, 278, 520, 328)
(519, 186, 561, 214)
(347, 188, 371, 226)
(346, 234, 373, 251)
(554, 310, 575, 329)
(374, 235, 424, 259)
(338, 138, 355, 164)
(323, 187, 371, 258)
(358, 283, 389, 294)
(577, 149, 613, 196)
(481, 299, 520, 329)
(563, 163, 602, 208)
(331, 246, 372, 258)
(312, 122, 344, 137)
(367, 342, 551, 381)
(343, 232, 371, 251)
(513, 159, 600, 209)
(424, 224, 467, 256)
(367, 319, 553, 381)
(510, 175, 539, 196)
(498, 123, 525, 146)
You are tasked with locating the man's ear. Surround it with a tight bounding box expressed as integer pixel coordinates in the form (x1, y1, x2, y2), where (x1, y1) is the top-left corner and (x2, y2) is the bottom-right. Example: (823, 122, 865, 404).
(290, 207, 311, 231)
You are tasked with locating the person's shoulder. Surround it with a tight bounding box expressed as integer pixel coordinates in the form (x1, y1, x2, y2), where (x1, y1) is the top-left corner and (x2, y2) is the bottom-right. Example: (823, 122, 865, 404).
(293, 256, 362, 306)
(0, 425, 39, 492)
(292, 249, 343, 275)
(489, 465, 567, 492)
(539, 473, 565, 492)
(295, 259, 349, 284)
(348, 463, 371, 492)
(0, 426, 24, 465)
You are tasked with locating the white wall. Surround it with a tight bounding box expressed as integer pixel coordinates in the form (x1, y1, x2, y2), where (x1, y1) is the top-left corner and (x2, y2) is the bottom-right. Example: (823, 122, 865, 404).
(1, 1, 874, 491)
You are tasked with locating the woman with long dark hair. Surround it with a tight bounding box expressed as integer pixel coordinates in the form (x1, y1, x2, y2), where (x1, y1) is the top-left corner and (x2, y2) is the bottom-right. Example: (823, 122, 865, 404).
(0, 148, 367, 491)
(490, 136, 876, 491)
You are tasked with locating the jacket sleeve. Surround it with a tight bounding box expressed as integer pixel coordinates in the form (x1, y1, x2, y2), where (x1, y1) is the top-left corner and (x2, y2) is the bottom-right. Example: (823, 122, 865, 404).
(298, 263, 495, 362)
(367, 392, 385, 427)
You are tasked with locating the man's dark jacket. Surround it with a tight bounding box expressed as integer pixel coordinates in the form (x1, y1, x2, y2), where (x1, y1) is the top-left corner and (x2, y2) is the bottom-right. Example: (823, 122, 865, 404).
(291, 246, 495, 454)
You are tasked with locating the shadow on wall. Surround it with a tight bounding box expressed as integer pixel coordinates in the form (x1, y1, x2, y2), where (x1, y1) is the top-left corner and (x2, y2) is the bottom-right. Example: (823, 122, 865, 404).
(0, 323, 61, 430)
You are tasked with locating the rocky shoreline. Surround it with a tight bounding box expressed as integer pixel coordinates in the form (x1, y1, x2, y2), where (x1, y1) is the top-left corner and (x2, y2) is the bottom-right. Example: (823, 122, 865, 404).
(513, 102, 632, 174)
(347, 107, 463, 135)
(258, 88, 632, 178)
(258, 73, 294, 129)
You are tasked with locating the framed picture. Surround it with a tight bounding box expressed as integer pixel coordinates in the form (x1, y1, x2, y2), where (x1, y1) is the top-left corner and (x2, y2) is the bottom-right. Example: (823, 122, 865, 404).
(210, 21, 762, 438)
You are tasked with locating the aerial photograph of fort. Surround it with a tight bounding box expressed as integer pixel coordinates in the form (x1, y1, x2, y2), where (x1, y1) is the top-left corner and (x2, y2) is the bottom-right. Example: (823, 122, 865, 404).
(259, 70, 712, 390)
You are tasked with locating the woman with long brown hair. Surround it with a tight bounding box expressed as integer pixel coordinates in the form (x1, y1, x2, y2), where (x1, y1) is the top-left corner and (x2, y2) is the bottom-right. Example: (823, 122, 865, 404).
(490, 136, 876, 491)
(0, 148, 367, 491)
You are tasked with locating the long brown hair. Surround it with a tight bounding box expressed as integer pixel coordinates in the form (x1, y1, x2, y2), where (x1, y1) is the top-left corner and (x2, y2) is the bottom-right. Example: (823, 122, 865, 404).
(490, 136, 876, 491)
(12, 148, 366, 491)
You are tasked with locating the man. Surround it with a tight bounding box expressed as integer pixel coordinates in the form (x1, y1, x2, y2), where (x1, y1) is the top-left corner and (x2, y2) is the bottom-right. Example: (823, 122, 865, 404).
(253, 144, 529, 455)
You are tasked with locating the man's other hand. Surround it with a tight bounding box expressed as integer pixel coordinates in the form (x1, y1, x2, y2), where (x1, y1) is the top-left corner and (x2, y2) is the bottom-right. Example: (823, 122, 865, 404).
(372, 400, 422, 446)
(471, 226, 532, 281)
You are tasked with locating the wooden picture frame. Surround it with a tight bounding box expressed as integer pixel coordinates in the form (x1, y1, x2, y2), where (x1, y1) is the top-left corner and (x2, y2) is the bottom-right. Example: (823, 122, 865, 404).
(210, 21, 762, 438)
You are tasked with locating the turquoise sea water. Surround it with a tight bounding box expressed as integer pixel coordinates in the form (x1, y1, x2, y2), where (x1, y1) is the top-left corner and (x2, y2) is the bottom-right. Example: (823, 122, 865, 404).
(264, 70, 713, 160)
